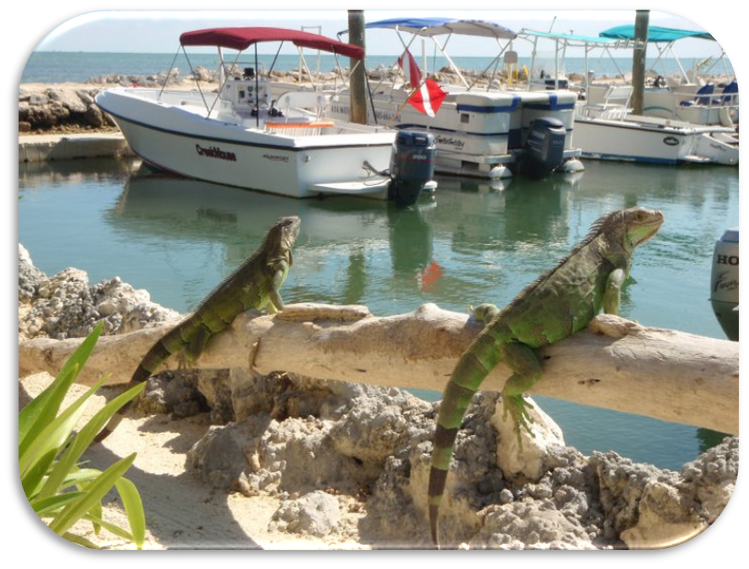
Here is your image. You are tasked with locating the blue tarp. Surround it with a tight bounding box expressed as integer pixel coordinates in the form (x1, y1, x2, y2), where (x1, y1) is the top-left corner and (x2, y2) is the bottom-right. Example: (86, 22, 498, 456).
(363, 17, 517, 40)
(599, 25, 714, 42)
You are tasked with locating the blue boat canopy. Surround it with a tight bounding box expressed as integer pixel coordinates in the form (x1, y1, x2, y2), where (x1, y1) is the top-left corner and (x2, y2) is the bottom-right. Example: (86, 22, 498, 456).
(363, 17, 517, 40)
(599, 25, 714, 42)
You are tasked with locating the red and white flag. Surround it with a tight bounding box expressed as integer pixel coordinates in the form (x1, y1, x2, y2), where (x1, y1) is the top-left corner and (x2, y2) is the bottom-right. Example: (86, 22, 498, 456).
(408, 78, 448, 118)
(397, 49, 422, 89)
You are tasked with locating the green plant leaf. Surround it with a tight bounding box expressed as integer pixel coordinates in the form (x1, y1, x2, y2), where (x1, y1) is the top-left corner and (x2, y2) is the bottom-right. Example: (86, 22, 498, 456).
(31, 491, 86, 517)
(21, 447, 57, 498)
(38, 380, 144, 500)
(48, 453, 137, 536)
(19, 322, 104, 450)
(62, 532, 100, 549)
(18, 364, 79, 457)
(82, 513, 136, 543)
(115, 477, 146, 549)
(19, 375, 109, 478)
(19, 324, 147, 549)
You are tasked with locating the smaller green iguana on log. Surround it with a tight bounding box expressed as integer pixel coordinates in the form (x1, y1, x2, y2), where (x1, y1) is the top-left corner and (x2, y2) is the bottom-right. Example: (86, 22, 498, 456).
(428, 206, 664, 548)
(94, 215, 301, 443)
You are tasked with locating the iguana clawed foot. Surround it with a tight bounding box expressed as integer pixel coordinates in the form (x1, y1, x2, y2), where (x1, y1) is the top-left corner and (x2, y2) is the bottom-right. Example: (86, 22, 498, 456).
(502, 393, 536, 449)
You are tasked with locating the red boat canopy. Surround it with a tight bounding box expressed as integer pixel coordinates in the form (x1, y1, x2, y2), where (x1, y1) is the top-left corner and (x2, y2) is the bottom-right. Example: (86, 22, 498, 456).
(179, 27, 365, 59)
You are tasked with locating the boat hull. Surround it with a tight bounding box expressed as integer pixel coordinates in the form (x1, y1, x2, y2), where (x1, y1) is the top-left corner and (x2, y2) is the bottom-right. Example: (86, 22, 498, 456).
(96, 88, 397, 199)
(574, 116, 739, 166)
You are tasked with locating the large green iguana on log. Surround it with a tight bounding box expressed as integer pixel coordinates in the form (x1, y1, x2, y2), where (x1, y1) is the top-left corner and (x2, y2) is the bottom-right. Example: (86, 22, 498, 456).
(428, 206, 664, 548)
(95, 215, 301, 443)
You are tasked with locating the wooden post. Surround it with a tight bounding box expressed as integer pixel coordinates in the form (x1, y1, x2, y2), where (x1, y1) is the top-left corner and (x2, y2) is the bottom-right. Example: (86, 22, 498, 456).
(631, 10, 649, 115)
(347, 10, 367, 125)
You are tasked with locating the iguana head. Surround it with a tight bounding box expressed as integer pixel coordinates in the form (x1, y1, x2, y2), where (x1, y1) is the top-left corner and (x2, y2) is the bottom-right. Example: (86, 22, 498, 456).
(269, 216, 301, 250)
(601, 206, 663, 253)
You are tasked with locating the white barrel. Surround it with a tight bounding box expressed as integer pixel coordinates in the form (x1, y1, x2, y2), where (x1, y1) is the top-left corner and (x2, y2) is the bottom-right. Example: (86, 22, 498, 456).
(709, 228, 739, 340)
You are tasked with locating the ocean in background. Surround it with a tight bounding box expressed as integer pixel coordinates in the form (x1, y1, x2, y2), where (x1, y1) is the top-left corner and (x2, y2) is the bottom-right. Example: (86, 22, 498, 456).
(20, 51, 734, 84)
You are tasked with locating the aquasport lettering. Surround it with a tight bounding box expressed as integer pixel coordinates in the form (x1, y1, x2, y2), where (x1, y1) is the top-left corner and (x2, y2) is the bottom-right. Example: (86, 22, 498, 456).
(195, 143, 237, 162)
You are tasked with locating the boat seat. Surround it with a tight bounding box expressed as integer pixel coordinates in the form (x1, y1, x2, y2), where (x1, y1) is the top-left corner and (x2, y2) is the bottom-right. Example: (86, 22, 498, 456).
(581, 85, 632, 119)
(680, 83, 715, 106)
(720, 80, 738, 105)
(275, 91, 329, 120)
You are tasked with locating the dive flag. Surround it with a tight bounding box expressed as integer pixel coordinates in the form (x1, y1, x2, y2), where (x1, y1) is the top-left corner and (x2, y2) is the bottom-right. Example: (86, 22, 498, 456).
(397, 49, 422, 89)
(408, 79, 448, 117)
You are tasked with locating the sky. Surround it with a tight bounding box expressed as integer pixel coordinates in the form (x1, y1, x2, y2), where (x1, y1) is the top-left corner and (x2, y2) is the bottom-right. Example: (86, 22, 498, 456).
(24, 8, 737, 61)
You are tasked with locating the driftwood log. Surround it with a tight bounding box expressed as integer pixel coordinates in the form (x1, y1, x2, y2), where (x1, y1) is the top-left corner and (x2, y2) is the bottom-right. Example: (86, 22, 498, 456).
(18, 302, 739, 435)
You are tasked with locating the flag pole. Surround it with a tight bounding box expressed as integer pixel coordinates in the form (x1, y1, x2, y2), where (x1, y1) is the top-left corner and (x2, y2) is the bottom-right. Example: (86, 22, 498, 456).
(385, 86, 421, 129)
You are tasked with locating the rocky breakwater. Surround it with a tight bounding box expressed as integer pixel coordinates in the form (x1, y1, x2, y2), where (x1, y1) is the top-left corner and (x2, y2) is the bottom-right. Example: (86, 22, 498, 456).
(18, 86, 118, 134)
(18, 67, 197, 134)
(17, 245, 739, 549)
(18, 244, 179, 339)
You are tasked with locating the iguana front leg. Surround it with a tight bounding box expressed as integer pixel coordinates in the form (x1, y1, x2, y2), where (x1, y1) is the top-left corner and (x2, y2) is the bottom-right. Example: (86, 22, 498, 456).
(470, 303, 541, 447)
(499, 342, 543, 449)
(603, 268, 626, 314)
(266, 264, 289, 314)
(178, 324, 212, 369)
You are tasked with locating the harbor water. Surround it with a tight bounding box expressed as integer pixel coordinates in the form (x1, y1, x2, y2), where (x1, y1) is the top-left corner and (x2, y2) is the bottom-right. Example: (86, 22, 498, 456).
(18, 156, 738, 472)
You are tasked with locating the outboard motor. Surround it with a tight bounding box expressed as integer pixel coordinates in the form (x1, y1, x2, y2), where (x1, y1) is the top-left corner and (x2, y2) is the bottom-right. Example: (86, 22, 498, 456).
(388, 130, 437, 207)
(523, 117, 566, 178)
(710, 228, 739, 341)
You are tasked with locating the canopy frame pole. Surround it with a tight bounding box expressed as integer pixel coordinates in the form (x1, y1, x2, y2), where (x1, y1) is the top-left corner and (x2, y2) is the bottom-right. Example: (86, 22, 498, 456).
(206, 48, 242, 117)
(157, 45, 182, 101)
(254, 44, 260, 127)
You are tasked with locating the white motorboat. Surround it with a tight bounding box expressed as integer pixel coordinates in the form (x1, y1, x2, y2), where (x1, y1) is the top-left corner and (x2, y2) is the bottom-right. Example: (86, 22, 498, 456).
(95, 27, 437, 206)
(598, 25, 739, 128)
(516, 28, 739, 166)
(298, 17, 584, 180)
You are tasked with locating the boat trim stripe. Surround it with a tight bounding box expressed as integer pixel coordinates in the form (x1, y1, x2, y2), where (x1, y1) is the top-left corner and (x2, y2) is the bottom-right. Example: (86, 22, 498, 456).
(395, 123, 512, 137)
(456, 101, 520, 113)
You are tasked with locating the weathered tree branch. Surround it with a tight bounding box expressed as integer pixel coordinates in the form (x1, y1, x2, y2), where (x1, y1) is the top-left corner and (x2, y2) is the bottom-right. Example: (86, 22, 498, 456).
(18, 303, 739, 434)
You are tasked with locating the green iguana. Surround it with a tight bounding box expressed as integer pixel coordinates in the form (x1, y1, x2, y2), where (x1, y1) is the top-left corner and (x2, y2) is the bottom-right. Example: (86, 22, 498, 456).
(428, 206, 663, 548)
(94, 215, 301, 443)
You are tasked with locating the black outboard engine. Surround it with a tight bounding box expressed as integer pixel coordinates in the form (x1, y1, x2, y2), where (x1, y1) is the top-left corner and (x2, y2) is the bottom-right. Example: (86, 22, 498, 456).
(523, 117, 566, 178)
(388, 130, 436, 207)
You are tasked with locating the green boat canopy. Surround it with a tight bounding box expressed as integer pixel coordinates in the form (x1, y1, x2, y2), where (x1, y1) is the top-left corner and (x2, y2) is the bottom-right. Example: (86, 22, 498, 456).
(599, 25, 714, 42)
(519, 29, 620, 45)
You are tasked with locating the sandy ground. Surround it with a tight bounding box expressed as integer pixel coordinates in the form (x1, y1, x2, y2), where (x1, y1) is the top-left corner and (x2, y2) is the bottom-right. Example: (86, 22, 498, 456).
(19, 371, 367, 550)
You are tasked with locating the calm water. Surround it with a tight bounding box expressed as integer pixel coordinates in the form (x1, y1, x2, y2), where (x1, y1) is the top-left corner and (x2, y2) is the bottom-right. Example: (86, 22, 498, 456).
(18, 158, 738, 471)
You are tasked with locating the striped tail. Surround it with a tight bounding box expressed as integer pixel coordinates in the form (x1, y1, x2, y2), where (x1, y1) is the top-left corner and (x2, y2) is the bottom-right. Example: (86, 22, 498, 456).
(428, 332, 504, 548)
(93, 333, 180, 443)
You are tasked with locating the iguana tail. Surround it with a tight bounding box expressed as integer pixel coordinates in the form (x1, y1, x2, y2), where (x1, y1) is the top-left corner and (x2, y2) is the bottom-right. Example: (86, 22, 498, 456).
(93, 318, 210, 443)
(429, 329, 504, 548)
